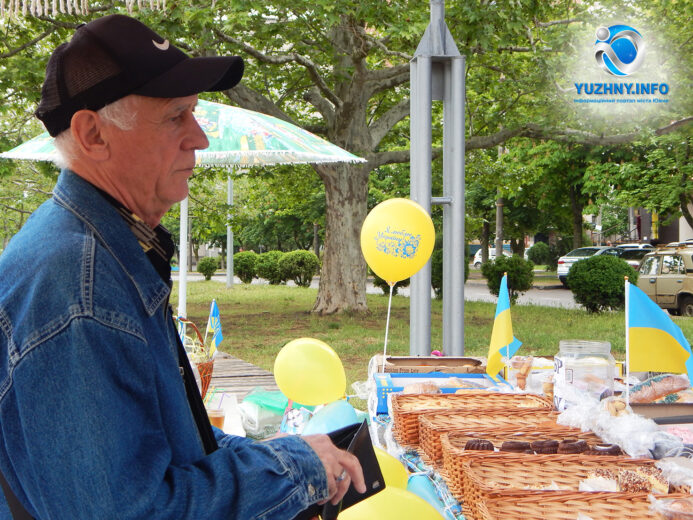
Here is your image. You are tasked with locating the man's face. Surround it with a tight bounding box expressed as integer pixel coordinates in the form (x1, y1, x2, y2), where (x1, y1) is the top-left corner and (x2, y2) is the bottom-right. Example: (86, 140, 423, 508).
(104, 94, 208, 226)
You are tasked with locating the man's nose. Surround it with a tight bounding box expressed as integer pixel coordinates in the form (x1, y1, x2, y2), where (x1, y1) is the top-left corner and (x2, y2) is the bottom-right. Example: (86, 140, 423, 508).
(186, 115, 210, 151)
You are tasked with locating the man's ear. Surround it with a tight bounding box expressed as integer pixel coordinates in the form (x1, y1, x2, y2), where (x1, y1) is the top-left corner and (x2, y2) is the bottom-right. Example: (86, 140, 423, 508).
(70, 110, 110, 160)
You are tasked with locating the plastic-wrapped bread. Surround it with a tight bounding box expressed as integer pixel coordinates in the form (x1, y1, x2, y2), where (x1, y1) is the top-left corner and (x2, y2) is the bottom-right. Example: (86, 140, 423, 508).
(629, 374, 690, 403)
(401, 382, 440, 394)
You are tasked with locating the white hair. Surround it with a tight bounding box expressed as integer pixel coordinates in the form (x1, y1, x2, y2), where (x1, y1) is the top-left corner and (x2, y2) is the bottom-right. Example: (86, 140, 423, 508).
(53, 96, 139, 168)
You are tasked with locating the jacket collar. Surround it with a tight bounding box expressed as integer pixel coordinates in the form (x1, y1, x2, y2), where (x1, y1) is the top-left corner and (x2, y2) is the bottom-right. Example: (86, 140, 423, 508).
(52, 169, 171, 317)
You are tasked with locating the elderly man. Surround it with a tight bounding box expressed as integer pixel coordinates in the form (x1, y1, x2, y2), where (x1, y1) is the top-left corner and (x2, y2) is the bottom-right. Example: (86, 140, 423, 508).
(0, 14, 364, 520)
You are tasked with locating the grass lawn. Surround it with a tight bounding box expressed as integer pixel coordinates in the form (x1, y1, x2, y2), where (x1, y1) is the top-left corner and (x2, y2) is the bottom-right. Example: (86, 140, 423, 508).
(173, 281, 693, 393)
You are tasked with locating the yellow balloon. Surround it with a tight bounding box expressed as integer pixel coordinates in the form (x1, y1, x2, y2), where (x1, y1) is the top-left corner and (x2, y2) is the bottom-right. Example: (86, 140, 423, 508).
(338, 487, 444, 520)
(374, 446, 409, 489)
(360, 198, 435, 283)
(273, 338, 346, 406)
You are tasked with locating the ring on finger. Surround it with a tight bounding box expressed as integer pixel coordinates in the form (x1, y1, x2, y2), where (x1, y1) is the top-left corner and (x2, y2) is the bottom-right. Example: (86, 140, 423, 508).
(335, 469, 348, 482)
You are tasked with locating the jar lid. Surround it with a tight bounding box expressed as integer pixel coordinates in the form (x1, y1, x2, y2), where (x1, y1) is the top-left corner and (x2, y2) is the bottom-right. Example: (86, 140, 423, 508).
(558, 340, 611, 355)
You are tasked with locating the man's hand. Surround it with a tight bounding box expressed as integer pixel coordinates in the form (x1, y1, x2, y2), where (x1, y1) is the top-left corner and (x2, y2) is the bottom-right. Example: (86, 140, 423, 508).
(302, 434, 367, 506)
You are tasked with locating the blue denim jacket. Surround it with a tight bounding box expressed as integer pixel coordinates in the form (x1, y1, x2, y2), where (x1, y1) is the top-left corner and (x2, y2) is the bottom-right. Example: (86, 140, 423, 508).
(0, 170, 328, 519)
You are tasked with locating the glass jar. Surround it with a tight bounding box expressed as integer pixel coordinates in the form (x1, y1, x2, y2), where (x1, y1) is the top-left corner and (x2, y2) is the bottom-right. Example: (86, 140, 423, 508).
(553, 340, 615, 410)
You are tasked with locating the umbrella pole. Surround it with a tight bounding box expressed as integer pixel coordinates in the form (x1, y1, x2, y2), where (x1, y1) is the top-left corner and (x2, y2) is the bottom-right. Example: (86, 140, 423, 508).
(178, 197, 189, 318)
(226, 173, 234, 288)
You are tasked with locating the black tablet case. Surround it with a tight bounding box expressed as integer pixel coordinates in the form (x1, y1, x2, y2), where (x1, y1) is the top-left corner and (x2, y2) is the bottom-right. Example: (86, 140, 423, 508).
(292, 420, 386, 520)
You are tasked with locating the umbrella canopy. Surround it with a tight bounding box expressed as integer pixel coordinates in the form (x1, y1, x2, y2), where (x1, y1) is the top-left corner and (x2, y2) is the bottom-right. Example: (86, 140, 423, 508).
(0, 100, 366, 166)
(1, 100, 365, 318)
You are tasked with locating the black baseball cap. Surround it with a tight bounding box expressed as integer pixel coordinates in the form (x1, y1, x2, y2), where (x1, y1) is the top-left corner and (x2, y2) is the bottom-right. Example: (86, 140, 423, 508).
(36, 14, 244, 136)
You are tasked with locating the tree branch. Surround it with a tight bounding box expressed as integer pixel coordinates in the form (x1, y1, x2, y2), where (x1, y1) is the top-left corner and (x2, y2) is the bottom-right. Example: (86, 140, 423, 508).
(1, 29, 55, 58)
(534, 17, 582, 28)
(213, 29, 342, 108)
(367, 117, 693, 166)
(369, 98, 410, 149)
(363, 34, 412, 61)
(496, 46, 558, 53)
(222, 84, 296, 124)
(303, 87, 335, 128)
(364, 67, 410, 97)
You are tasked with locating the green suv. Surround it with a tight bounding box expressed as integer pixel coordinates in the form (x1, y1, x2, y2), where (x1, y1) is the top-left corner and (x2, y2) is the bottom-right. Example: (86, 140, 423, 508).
(638, 246, 693, 316)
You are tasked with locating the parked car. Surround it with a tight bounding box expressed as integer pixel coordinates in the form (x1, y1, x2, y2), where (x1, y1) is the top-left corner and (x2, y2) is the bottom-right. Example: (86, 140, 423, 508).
(638, 246, 693, 316)
(556, 246, 621, 287)
(473, 247, 511, 268)
(616, 243, 654, 250)
(617, 248, 651, 270)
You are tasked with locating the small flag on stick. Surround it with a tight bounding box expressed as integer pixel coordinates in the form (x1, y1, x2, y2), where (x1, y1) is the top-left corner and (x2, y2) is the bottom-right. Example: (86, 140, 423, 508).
(486, 273, 522, 379)
(205, 299, 223, 358)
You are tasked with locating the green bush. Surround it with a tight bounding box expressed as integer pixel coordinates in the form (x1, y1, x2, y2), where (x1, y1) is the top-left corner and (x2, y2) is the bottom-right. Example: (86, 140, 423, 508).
(430, 247, 470, 299)
(567, 255, 638, 313)
(256, 250, 285, 285)
(233, 251, 258, 284)
(481, 255, 534, 304)
(547, 240, 573, 271)
(196, 256, 219, 281)
(371, 270, 410, 296)
(279, 250, 320, 287)
(527, 242, 550, 265)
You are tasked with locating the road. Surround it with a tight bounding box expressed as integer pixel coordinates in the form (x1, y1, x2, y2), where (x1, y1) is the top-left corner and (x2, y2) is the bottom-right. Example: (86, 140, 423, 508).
(173, 272, 579, 309)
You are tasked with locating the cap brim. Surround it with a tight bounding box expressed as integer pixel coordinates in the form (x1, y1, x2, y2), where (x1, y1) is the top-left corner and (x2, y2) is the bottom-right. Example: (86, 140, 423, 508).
(133, 55, 244, 98)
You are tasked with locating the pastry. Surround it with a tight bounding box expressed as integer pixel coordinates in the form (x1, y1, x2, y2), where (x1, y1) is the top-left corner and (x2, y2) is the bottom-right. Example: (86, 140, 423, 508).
(634, 466, 669, 494)
(583, 443, 623, 456)
(588, 468, 617, 481)
(618, 469, 651, 493)
(464, 439, 495, 451)
(557, 439, 588, 454)
(500, 440, 532, 453)
(530, 439, 559, 454)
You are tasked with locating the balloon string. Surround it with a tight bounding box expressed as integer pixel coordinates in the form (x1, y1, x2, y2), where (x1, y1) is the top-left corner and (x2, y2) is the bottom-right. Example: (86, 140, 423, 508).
(381, 283, 394, 372)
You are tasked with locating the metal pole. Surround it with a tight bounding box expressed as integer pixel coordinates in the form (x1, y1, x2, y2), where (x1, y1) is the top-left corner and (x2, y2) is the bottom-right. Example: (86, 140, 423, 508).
(177, 197, 189, 318)
(410, 0, 464, 356)
(442, 55, 465, 355)
(226, 174, 234, 288)
(410, 55, 433, 357)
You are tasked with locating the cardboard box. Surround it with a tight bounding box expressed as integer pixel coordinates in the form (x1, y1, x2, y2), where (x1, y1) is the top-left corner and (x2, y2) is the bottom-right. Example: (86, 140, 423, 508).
(374, 355, 485, 374)
(373, 372, 510, 414)
(630, 402, 693, 421)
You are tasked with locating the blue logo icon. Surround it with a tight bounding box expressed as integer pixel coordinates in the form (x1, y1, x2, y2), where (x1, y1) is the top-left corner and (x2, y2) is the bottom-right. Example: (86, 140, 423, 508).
(594, 25, 645, 76)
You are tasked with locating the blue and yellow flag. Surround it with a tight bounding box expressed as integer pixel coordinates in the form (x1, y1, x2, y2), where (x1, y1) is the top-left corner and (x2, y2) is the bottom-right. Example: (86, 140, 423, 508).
(486, 274, 522, 379)
(206, 299, 223, 358)
(627, 281, 692, 379)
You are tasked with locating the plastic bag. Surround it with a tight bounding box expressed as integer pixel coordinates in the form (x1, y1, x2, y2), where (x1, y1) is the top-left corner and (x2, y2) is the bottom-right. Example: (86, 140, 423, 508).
(242, 387, 288, 415)
(239, 387, 287, 439)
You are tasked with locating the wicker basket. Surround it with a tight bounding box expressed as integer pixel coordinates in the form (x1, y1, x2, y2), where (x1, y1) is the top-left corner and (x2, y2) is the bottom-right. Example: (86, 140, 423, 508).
(478, 491, 688, 520)
(458, 452, 671, 520)
(440, 429, 603, 503)
(391, 392, 553, 446)
(419, 408, 561, 463)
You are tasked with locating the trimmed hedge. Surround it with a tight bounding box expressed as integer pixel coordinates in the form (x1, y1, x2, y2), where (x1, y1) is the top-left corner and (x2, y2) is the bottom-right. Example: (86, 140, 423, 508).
(371, 271, 410, 296)
(567, 255, 638, 313)
(233, 251, 258, 284)
(256, 250, 285, 285)
(481, 255, 534, 305)
(527, 241, 550, 265)
(279, 250, 320, 287)
(196, 256, 219, 281)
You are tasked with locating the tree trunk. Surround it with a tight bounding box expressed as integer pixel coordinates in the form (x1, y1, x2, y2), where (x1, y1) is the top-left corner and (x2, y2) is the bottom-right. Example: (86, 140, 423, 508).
(312, 163, 369, 315)
(495, 192, 504, 252)
(569, 186, 583, 249)
(481, 221, 490, 263)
